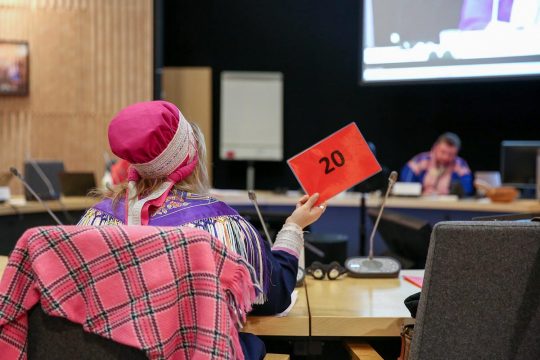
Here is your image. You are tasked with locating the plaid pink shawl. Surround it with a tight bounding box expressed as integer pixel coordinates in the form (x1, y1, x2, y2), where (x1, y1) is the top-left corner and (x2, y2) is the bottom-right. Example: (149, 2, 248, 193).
(0, 226, 259, 359)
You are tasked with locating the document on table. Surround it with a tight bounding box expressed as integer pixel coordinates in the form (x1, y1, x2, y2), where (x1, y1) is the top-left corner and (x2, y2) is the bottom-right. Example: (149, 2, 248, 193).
(275, 289, 298, 317)
(403, 275, 424, 288)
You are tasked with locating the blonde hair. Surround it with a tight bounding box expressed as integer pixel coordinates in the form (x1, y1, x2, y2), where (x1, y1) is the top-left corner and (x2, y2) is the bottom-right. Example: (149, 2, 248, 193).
(96, 121, 210, 205)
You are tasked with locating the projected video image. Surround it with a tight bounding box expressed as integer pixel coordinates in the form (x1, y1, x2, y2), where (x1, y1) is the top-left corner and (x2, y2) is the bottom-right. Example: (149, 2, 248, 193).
(362, 0, 540, 83)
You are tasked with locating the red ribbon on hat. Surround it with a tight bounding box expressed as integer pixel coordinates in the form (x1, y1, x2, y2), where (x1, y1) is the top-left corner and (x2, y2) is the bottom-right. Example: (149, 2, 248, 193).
(125, 154, 198, 225)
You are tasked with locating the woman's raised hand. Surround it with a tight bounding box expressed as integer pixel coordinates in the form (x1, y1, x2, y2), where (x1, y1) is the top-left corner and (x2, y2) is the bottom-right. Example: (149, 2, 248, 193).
(285, 193, 327, 229)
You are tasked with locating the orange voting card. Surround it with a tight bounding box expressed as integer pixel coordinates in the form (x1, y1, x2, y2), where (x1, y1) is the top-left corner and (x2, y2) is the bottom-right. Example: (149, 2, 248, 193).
(287, 123, 381, 205)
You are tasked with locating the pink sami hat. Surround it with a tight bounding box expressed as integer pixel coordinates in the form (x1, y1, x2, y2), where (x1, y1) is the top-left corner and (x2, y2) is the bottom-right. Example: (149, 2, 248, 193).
(108, 100, 198, 225)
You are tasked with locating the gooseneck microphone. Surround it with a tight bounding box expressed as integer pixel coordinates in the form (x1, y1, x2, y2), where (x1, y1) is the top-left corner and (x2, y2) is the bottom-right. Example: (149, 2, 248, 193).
(10, 167, 64, 226)
(345, 171, 401, 278)
(248, 190, 274, 246)
(368, 171, 398, 259)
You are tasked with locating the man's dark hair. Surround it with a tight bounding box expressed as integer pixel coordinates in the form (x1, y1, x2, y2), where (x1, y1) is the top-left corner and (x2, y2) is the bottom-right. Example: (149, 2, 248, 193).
(435, 132, 461, 150)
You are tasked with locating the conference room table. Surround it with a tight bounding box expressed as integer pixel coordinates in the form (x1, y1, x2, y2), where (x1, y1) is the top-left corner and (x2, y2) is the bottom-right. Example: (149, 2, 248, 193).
(0, 257, 415, 359)
(2, 191, 539, 217)
(0, 256, 420, 340)
(306, 270, 422, 337)
(0, 254, 414, 360)
(0, 255, 7, 277)
(210, 190, 540, 256)
(243, 286, 310, 336)
(2, 192, 540, 256)
(244, 270, 422, 337)
(0, 196, 97, 216)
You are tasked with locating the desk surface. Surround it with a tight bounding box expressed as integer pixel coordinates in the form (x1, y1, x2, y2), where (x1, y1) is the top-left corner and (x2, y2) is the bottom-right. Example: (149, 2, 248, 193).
(243, 287, 310, 336)
(211, 190, 540, 213)
(2, 192, 539, 216)
(0, 256, 7, 278)
(0, 256, 418, 338)
(0, 255, 310, 337)
(306, 270, 423, 337)
(0, 196, 97, 216)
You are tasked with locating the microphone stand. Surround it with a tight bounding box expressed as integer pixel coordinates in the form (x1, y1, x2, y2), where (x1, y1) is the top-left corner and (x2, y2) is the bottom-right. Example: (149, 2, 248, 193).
(247, 190, 325, 258)
(359, 192, 367, 256)
(10, 167, 64, 226)
(247, 190, 273, 246)
(345, 171, 401, 278)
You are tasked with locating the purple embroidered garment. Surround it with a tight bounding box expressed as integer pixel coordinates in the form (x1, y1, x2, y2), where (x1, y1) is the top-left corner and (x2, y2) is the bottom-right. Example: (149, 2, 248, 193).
(459, 0, 513, 30)
(79, 189, 271, 300)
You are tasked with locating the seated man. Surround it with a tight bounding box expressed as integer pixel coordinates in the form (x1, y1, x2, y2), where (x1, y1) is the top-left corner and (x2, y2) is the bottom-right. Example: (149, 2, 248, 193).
(400, 132, 473, 196)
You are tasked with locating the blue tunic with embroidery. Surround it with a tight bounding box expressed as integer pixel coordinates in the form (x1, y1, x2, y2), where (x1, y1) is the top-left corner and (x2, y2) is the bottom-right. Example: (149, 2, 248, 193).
(79, 189, 298, 360)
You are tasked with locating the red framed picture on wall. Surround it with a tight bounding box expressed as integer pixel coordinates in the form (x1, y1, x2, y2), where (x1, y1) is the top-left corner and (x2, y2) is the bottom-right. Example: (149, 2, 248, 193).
(0, 40, 29, 96)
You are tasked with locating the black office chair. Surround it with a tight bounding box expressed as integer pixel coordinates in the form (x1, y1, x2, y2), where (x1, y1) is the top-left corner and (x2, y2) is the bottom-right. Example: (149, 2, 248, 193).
(410, 221, 540, 360)
(28, 305, 146, 359)
(0, 225, 257, 359)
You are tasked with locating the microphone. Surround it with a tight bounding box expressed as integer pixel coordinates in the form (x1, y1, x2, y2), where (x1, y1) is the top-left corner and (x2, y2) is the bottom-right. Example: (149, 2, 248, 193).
(247, 190, 273, 246)
(247, 190, 325, 258)
(10, 167, 64, 226)
(344, 171, 401, 278)
(368, 170, 397, 259)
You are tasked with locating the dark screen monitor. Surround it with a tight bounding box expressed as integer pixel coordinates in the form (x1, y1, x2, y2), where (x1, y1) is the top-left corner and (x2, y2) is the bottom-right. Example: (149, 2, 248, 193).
(368, 208, 431, 269)
(500, 141, 540, 192)
(59, 172, 96, 197)
(24, 161, 64, 201)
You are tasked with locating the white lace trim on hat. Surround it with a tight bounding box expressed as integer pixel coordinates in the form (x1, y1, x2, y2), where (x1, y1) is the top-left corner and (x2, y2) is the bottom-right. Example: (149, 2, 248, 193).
(127, 180, 172, 225)
(133, 113, 196, 179)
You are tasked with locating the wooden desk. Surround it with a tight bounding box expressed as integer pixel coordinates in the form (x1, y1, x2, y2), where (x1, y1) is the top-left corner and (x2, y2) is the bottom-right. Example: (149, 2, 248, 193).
(0, 256, 7, 278)
(306, 270, 423, 337)
(2, 192, 539, 216)
(1, 255, 420, 340)
(0, 196, 97, 216)
(211, 189, 540, 213)
(0, 255, 309, 337)
(211, 190, 540, 257)
(243, 287, 310, 336)
(380, 197, 540, 213)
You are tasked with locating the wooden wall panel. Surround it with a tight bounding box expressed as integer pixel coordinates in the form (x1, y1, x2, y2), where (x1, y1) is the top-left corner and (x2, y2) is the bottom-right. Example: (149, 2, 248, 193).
(0, 0, 153, 194)
(162, 67, 213, 184)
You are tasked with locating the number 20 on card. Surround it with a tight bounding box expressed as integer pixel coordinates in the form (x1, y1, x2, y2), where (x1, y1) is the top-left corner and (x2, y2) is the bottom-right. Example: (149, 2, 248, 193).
(287, 123, 382, 205)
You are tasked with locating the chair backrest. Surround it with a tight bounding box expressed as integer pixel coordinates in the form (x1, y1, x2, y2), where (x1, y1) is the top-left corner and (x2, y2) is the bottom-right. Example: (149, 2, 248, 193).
(0, 225, 257, 359)
(410, 221, 540, 360)
(28, 305, 146, 359)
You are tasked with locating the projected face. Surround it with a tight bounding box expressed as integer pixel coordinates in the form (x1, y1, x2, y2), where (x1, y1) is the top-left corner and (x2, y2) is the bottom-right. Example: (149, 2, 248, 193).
(433, 141, 459, 167)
